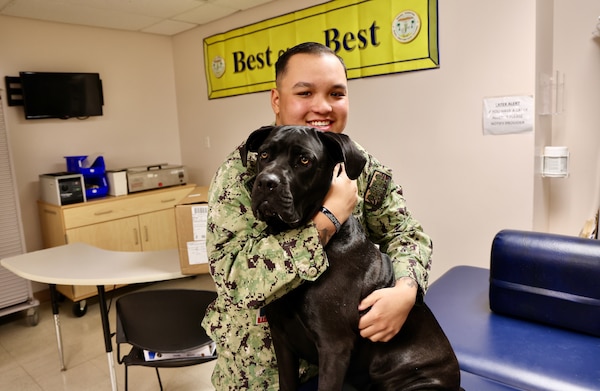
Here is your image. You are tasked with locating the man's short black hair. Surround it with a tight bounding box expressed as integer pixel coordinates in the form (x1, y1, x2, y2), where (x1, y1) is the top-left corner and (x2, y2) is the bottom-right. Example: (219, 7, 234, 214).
(275, 42, 347, 85)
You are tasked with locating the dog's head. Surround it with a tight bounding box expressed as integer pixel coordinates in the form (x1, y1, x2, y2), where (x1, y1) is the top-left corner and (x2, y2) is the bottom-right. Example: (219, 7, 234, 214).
(241, 125, 366, 232)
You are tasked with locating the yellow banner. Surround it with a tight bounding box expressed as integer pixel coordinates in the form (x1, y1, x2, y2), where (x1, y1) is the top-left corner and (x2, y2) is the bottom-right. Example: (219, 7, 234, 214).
(204, 0, 438, 99)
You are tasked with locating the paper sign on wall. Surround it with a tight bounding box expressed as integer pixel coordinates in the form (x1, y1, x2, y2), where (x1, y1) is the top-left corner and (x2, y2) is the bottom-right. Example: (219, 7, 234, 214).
(483, 96, 534, 135)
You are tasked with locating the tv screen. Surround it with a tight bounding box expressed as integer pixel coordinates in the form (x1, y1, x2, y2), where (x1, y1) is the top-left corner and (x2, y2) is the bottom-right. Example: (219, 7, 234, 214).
(19, 72, 104, 120)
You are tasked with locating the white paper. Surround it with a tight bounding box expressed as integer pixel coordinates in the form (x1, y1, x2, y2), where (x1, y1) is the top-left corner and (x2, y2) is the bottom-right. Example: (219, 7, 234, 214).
(191, 205, 208, 241)
(187, 240, 208, 265)
(483, 96, 533, 135)
(143, 341, 216, 361)
(187, 205, 208, 264)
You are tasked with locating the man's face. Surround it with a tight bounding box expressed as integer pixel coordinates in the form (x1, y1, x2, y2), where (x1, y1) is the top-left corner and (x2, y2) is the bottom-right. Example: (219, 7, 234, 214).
(271, 53, 349, 134)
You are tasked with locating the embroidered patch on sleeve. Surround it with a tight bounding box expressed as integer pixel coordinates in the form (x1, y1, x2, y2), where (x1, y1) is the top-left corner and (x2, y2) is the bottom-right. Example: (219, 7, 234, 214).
(365, 170, 392, 209)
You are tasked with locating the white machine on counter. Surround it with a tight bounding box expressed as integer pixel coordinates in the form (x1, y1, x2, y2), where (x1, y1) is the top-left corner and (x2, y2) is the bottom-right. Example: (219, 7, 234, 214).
(125, 163, 188, 193)
(39, 172, 86, 205)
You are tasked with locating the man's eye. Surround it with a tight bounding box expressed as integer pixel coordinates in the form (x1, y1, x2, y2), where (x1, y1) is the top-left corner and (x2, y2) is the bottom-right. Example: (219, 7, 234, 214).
(260, 151, 269, 160)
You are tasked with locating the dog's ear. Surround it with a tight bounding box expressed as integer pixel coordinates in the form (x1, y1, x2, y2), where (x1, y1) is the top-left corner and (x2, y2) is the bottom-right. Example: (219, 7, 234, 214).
(318, 132, 367, 180)
(240, 125, 276, 167)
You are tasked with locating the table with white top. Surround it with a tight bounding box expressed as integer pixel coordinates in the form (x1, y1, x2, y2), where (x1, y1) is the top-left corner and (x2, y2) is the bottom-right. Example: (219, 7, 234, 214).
(1, 242, 186, 391)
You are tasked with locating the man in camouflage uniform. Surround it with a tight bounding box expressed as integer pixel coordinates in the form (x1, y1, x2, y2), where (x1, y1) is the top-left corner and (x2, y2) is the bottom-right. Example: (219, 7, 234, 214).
(202, 42, 432, 390)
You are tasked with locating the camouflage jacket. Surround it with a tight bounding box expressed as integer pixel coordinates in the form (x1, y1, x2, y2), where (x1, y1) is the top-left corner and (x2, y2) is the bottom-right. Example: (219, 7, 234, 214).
(202, 140, 433, 390)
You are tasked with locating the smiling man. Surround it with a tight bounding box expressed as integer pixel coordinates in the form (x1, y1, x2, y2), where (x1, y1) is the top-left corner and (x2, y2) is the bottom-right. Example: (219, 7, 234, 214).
(202, 42, 433, 390)
(271, 43, 349, 135)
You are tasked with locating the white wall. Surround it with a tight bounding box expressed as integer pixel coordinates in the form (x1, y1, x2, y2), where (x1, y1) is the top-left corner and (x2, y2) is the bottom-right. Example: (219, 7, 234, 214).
(173, 0, 537, 281)
(549, 1, 600, 235)
(0, 16, 183, 254)
(533, 0, 554, 233)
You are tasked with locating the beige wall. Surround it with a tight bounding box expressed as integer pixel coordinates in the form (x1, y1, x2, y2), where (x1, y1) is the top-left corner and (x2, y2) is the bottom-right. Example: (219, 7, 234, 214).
(549, 1, 600, 235)
(2, 0, 600, 288)
(0, 15, 182, 257)
(533, 0, 554, 233)
(172, 0, 537, 281)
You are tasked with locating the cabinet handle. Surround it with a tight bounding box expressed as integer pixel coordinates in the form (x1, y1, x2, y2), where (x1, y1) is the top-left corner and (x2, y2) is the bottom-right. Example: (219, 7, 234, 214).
(144, 226, 149, 242)
(161, 198, 176, 203)
(133, 228, 139, 245)
(43, 209, 57, 215)
(94, 210, 114, 216)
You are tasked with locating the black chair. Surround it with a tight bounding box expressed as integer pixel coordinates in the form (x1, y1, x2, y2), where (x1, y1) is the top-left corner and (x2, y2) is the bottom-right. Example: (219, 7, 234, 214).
(115, 289, 218, 390)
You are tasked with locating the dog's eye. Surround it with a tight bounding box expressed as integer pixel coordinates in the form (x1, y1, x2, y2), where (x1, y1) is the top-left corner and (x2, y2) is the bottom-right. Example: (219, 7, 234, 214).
(299, 156, 310, 166)
(259, 151, 269, 160)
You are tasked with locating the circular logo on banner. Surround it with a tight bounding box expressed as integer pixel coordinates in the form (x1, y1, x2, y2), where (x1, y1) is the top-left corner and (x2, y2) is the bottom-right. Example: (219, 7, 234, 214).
(211, 56, 226, 78)
(392, 10, 421, 43)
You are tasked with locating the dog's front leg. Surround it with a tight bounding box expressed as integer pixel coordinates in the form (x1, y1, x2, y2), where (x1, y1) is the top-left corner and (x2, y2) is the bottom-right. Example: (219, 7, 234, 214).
(316, 343, 353, 391)
(271, 330, 301, 391)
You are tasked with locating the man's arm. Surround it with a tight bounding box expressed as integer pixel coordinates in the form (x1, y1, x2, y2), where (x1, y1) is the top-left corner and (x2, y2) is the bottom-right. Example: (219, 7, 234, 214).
(207, 149, 329, 309)
(355, 150, 433, 342)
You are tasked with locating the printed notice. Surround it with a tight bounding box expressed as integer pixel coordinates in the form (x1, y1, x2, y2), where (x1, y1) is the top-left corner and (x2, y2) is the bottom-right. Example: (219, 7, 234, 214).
(483, 96, 533, 135)
(187, 205, 208, 265)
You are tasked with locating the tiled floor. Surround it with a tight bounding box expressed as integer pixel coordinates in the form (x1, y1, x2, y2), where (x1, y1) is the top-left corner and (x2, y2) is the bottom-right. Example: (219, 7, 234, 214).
(0, 275, 217, 391)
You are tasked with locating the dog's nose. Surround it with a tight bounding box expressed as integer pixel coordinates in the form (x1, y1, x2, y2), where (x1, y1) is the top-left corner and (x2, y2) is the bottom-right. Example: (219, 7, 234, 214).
(256, 173, 280, 191)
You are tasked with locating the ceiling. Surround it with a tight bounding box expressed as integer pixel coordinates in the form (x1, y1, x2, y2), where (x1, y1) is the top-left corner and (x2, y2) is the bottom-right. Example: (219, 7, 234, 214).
(0, 0, 278, 36)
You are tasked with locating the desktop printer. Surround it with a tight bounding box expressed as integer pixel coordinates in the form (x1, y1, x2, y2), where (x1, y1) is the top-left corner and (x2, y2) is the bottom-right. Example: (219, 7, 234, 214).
(126, 164, 188, 193)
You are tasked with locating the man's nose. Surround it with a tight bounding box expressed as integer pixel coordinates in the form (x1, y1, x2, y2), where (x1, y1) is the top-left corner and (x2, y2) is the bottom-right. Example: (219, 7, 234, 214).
(311, 95, 333, 113)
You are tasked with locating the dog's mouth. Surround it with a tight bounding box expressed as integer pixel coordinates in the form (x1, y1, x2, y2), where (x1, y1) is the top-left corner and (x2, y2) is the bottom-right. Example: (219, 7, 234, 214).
(253, 199, 301, 228)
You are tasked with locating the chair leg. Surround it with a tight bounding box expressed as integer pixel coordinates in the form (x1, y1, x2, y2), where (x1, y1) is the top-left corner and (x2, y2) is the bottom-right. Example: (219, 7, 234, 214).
(124, 366, 129, 391)
(155, 367, 163, 391)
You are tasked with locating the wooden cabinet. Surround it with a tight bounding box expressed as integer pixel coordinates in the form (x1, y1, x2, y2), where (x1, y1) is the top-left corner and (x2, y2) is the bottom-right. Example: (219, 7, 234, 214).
(137, 209, 179, 251)
(65, 216, 142, 252)
(38, 184, 195, 302)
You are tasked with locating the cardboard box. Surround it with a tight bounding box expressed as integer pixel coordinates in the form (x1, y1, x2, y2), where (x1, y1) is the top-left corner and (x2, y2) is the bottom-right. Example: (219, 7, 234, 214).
(175, 186, 210, 275)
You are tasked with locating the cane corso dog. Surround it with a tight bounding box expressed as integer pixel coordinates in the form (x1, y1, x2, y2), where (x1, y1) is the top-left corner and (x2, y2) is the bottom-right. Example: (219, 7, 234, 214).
(241, 125, 461, 391)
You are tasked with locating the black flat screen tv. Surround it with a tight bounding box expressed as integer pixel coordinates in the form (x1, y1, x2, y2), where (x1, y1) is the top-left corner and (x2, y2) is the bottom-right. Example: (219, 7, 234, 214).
(19, 71, 104, 120)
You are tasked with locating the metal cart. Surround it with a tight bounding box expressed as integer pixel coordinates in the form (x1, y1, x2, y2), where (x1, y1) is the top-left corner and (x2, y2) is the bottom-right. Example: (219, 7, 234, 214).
(0, 265, 39, 326)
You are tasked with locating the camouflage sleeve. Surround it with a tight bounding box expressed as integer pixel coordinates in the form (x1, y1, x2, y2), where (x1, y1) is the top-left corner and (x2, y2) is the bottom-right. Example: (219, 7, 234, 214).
(358, 147, 433, 292)
(206, 145, 328, 310)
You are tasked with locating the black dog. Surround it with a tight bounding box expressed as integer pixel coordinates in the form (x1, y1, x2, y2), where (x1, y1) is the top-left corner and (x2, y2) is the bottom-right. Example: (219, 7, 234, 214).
(242, 125, 461, 391)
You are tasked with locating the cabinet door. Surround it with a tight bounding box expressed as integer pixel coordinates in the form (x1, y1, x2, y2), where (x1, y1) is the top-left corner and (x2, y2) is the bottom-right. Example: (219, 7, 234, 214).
(66, 216, 142, 251)
(38, 202, 68, 247)
(61, 216, 141, 301)
(138, 208, 178, 251)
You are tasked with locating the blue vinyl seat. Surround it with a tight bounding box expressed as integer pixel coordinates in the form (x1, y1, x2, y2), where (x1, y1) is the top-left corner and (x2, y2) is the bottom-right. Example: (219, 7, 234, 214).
(426, 266, 600, 391)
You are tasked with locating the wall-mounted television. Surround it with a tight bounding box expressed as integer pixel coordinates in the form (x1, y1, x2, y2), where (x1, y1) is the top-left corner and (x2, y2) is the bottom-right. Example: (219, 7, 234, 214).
(19, 71, 104, 120)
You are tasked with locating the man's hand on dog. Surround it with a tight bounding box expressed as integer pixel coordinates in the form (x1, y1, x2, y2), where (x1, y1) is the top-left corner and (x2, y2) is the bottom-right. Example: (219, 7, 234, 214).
(313, 163, 358, 245)
(357, 277, 418, 342)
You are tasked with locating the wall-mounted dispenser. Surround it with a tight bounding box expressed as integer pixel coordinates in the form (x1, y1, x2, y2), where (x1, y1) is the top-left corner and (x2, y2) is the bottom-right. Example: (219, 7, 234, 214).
(542, 146, 569, 178)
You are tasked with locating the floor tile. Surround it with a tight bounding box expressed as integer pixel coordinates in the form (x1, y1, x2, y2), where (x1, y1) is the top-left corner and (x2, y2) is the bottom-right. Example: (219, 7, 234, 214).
(0, 275, 217, 391)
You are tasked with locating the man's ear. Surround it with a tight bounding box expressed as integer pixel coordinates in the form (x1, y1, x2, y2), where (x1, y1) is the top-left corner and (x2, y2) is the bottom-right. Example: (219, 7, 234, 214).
(240, 126, 276, 166)
(270, 88, 280, 117)
(318, 132, 367, 180)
